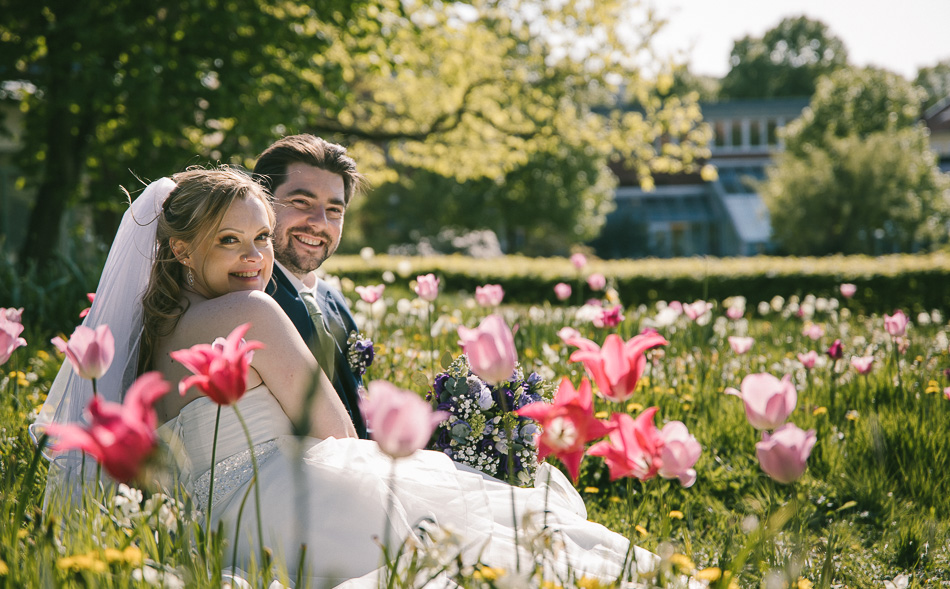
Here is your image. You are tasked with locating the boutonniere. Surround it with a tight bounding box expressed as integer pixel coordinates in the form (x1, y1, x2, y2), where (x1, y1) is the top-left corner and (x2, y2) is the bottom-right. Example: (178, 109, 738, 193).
(346, 330, 375, 377)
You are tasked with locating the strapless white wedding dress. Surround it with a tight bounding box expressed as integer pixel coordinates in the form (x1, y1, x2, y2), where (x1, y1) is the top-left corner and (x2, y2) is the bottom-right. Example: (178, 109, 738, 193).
(160, 385, 655, 588)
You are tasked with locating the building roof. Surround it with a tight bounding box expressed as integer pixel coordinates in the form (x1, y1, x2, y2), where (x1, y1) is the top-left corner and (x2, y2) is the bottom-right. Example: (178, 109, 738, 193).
(720, 193, 772, 244)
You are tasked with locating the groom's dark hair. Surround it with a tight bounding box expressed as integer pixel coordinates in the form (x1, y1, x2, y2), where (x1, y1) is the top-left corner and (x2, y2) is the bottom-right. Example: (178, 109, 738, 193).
(253, 134, 365, 205)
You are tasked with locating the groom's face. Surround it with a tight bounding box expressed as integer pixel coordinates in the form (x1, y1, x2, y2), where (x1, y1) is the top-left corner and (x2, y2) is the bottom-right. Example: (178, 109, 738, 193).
(272, 162, 346, 279)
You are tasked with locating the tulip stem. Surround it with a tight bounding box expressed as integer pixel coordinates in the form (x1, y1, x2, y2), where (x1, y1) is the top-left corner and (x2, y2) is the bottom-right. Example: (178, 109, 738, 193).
(206, 405, 222, 534)
(232, 405, 267, 578)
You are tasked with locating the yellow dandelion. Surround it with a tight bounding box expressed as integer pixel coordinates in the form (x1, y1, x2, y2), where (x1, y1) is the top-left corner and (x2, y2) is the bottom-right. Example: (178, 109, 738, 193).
(541, 582, 563, 589)
(915, 355, 924, 363)
(846, 410, 860, 421)
(926, 380, 941, 394)
(36, 349, 50, 360)
(682, 394, 694, 403)
(682, 404, 692, 411)
(669, 553, 694, 571)
(797, 578, 814, 589)
(0, 560, 8, 575)
(577, 576, 612, 589)
(57, 553, 107, 573)
(635, 525, 649, 536)
(472, 566, 505, 581)
(123, 546, 143, 565)
(17, 377, 29, 387)
(626, 402, 644, 413)
(812, 406, 828, 416)
(104, 548, 124, 563)
(695, 567, 721, 581)
(17, 529, 28, 539)
(609, 496, 622, 503)
(667, 387, 676, 395)
(668, 510, 684, 519)
(594, 410, 609, 419)
(583, 487, 600, 494)
(524, 348, 536, 359)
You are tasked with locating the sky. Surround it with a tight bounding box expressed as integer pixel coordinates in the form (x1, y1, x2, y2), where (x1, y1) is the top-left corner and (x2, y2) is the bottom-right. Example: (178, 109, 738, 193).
(645, 0, 950, 80)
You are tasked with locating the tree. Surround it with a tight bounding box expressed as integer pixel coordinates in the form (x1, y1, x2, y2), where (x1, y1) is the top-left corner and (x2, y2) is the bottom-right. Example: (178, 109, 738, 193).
(761, 67, 950, 256)
(2, 0, 710, 267)
(719, 16, 848, 99)
(915, 59, 950, 111)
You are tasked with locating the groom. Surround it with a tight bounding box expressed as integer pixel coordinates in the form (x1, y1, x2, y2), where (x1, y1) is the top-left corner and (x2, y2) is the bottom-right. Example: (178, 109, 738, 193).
(253, 134, 369, 439)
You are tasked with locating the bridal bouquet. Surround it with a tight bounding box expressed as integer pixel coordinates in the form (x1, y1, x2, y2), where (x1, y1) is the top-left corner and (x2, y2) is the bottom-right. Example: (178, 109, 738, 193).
(428, 354, 553, 486)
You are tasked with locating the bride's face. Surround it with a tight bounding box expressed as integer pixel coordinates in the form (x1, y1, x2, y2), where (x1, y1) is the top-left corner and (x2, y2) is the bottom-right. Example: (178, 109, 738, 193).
(182, 197, 275, 298)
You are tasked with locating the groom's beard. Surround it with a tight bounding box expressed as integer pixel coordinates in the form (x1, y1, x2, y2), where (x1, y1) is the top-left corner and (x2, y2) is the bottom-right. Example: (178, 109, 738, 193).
(275, 228, 338, 276)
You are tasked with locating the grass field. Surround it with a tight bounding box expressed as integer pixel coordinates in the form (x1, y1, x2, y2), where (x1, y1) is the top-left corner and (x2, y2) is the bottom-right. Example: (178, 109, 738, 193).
(2, 281, 948, 588)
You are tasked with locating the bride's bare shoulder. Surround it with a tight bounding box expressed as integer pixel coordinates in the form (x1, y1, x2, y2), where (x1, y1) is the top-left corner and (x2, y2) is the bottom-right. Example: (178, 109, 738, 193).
(181, 291, 288, 336)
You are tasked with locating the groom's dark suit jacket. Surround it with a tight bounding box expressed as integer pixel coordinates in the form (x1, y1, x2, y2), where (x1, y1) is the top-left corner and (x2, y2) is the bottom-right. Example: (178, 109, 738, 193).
(269, 266, 368, 439)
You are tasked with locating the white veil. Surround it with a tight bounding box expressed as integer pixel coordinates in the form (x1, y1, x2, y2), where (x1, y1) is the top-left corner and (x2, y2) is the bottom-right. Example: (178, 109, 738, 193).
(30, 177, 177, 504)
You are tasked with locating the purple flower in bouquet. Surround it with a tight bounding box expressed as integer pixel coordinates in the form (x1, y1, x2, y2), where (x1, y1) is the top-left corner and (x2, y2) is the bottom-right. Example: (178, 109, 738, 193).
(347, 331, 375, 377)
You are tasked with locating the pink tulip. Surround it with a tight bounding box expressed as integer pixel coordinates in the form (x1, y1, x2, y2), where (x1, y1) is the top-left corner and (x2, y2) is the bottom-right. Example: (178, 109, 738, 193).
(884, 310, 909, 338)
(2, 307, 23, 323)
(516, 377, 613, 482)
(725, 373, 797, 431)
(0, 317, 27, 366)
(360, 380, 448, 459)
(683, 300, 712, 321)
(79, 293, 96, 318)
(592, 305, 624, 328)
(944, 387, 950, 401)
(457, 314, 518, 385)
(570, 253, 587, 270)
(568, 332, 669, 403)
(726, 306, 744, 320)
(414, 273, 440, 302)
(557, 326, 582, 344)
(554, 282, 572, 301)
(355, 284, 385, 304)
(802, 323, 825, 341)
(668, 301, 683, 313)
(52, 325, 115, 381)
(171, 323, 263, 406)
(827, 339, 843, 360)
(756, 423, 817, 484)
(46, 372, 171, 482)
(850, 355, 874, 375)
(474, 284, 505, 307)
(728, 336, 754, 355)
(839, 283, 857, 298)
(657, 421, 701, 488)
(587, 408, 662, 482)
(797, 350, 818, 369)
(586, 273, 606, 291)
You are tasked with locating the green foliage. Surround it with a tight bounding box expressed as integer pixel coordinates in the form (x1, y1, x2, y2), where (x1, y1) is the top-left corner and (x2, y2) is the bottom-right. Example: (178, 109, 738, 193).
(760, 66, 949, 256)
(915, 59, 950, 111)
(324, 252, 950, 314)
(761, 129, 950, 255)
(2, 0, 710, 268)
(353, 142, 617, 256)
(719, 16, 848, 99)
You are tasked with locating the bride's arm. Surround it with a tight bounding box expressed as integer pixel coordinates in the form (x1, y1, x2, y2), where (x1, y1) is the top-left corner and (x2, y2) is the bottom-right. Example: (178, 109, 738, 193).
(184, 291, 358, 439)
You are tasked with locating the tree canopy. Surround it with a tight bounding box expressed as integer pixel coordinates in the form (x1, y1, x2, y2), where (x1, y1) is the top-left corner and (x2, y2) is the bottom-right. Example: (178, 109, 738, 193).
(719, 16, 848, 100)
(915, 59, 950, 111)
(1, 0, 710, 265)
(761, 67, 950, 256)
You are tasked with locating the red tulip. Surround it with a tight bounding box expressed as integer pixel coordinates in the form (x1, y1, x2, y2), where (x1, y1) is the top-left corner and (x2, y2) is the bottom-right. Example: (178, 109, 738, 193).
(355, 284, 385, 304)
(587, 408, 662, 481)
(360, 381, 448, 459)
(1, 307, 23, 323)
(474, 284, 504, 307)
(756, 423, 816, 484)
(79, 293, 96, 318)
(0, 316, 27, 366)
(516, 377, 613, 482)
(46, 372, 171, 482)
(797, 350, 818, 369)
(567, 332, 669, 402)
(827, 339, 843, 359)
(593, 304, 624, 328)
(171, 323, 263, 406)
(52, 325, 115, 381)
(457, 314, 518, 385)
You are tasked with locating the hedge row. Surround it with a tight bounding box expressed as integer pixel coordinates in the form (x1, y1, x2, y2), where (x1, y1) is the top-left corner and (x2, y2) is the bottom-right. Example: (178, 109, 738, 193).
(323, 252, 950, 315)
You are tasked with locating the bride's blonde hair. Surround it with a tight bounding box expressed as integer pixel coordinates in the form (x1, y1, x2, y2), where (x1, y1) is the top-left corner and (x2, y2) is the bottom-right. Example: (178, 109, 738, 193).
(139, 166, 274, 374)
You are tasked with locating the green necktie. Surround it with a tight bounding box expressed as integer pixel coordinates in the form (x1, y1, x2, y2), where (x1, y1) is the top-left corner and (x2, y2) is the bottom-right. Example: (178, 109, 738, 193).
(300, 290, 336, 382)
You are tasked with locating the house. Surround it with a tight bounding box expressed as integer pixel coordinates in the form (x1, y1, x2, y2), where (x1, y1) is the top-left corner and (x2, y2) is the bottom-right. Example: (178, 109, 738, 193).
(592, 97, 810, 259)
(923, 96, 950, 174)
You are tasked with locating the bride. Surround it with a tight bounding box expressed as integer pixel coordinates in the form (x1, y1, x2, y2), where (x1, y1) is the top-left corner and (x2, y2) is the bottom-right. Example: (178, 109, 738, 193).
(35, 168, 656, 587)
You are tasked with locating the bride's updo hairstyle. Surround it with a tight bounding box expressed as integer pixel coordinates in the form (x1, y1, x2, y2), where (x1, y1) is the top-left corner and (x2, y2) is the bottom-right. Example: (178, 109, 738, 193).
(139, 166, 274, 373)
